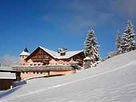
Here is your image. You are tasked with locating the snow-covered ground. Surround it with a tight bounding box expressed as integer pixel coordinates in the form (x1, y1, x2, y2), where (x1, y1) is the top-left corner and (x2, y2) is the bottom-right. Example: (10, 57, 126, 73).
(0, 50, 136, 102)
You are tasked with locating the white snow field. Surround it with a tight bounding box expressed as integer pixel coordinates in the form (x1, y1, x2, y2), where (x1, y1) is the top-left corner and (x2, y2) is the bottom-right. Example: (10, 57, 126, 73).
(0, 50, 136, 102)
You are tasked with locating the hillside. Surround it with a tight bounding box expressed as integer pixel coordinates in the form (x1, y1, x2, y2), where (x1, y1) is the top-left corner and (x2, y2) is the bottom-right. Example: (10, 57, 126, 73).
(0, 50, 136, 102)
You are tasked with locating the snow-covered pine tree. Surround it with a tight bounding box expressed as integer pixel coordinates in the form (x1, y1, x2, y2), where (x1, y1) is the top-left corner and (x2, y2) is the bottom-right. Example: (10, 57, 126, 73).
(122, 21, 136, 52)
(121, 34, 128, 53)
(116, 32, 123, 54)
(84, 27, 100, 65)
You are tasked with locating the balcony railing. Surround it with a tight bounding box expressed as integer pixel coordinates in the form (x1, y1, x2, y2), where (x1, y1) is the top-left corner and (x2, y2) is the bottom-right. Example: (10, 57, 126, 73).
(12, 65, 75, 72)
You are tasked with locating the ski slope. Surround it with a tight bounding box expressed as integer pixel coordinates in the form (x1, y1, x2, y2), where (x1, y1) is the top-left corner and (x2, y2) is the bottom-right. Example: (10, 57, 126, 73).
(0, 50, 136, 102)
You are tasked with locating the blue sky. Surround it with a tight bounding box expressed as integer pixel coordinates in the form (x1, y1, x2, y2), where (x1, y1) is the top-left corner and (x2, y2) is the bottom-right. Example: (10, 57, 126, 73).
(0, 0, 136, 58)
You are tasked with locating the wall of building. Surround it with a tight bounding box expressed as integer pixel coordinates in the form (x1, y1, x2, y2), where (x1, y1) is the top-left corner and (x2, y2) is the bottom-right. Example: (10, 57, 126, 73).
(0, 79, 14, 90)
(21, 58, 76, 66)
(20, 70, 76, 79)
(49, 58, 73, 65)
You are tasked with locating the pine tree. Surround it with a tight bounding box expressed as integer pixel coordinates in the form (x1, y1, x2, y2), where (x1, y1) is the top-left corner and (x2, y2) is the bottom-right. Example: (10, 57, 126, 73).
(116, 32, 123, 54)
(123, 21, 136, 52)
(84, 27, 100, 64)
(121, 35, 127, 53)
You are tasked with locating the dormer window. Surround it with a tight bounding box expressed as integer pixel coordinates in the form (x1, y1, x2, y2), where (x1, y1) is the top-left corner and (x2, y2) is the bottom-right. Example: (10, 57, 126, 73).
(57, 48, 67, 56)
(60, 52, 66, 56)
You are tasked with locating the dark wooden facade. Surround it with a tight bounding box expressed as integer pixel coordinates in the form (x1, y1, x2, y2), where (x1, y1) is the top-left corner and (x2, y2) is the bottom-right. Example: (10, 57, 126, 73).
(0, 79, 14, 90)
(25, 48, 52, 65)
(72, 52, 85, 66)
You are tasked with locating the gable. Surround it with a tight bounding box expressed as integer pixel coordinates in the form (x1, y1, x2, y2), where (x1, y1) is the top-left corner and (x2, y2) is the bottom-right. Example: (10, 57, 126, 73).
(25, 47, 53, 62)
(72, 51, 85, 59)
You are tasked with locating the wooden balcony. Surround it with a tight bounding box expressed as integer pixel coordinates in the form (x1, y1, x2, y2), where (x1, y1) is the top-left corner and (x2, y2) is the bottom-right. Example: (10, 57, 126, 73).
(12, 65, 75, 72)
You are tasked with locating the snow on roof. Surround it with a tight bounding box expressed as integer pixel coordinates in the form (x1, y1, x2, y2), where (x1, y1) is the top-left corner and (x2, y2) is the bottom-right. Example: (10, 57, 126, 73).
(0, 66, 14, 72)
(39, 46, 83, 59)
(84, 56, 91, 61)
(0, 72, 16, 79)
(20, 51, 30, 56)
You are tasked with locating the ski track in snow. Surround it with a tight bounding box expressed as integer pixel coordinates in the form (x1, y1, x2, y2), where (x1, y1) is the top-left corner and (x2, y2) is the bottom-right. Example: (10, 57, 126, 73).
(1, 61, 135, 102)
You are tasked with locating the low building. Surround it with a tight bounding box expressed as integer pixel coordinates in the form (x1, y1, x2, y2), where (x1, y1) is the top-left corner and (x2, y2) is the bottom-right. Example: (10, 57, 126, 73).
(17, 46, 85, 79)
(0, 66, 21, 90)
(0, 72, 16, 90)
(0, 66, 21, 81)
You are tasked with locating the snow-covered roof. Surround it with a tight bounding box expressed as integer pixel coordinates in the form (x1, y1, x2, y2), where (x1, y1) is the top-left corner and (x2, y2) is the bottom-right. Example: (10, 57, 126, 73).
(0, 72, 16, 79)
(0, 66, 14, 72)
(38, 46, 83, 59)
(84, 56, 91, 61)
(20, 51, 30, 56)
